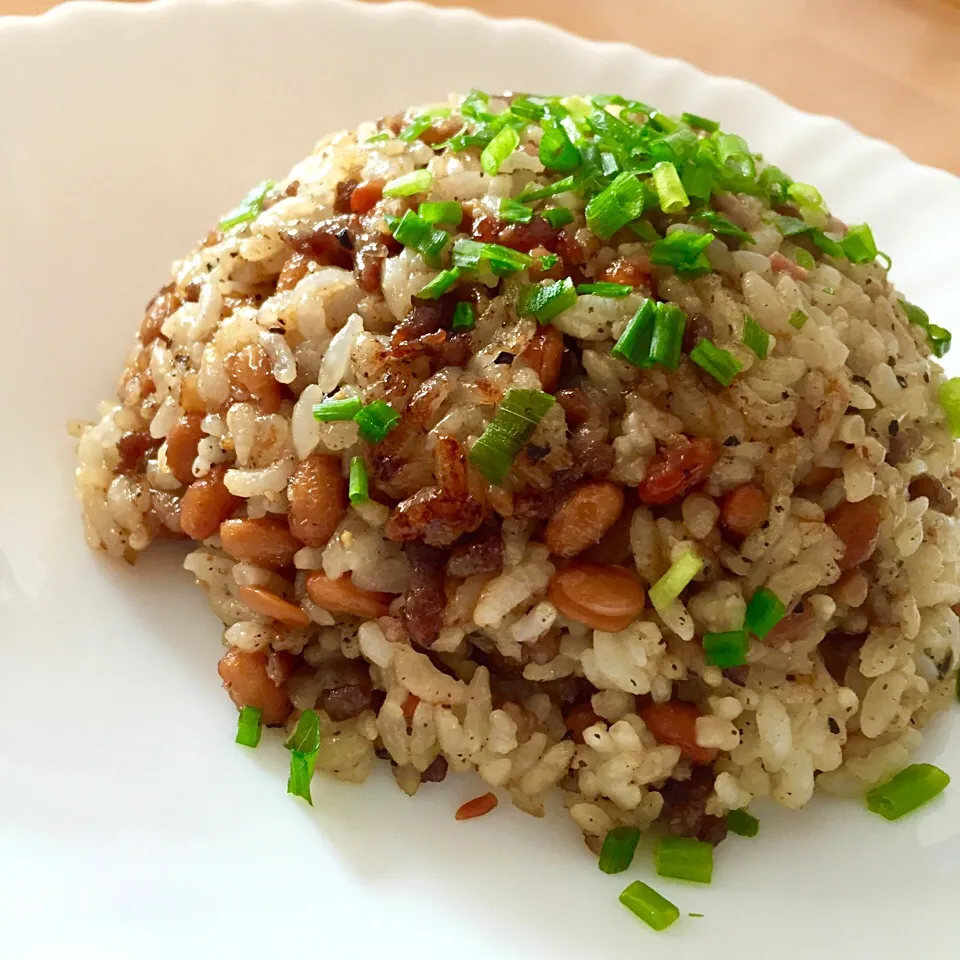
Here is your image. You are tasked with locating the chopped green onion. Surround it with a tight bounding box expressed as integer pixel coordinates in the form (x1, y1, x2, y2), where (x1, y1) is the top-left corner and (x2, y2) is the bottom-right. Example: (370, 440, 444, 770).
(866, 763, 950, 821)
(901, 297, 951, 358)
(498, 197, 533, 224)
(788, 309, 808, 330)
(219, 179, 275, 231)
(518, 175, 576, 202)
(630, 219, 661, 242)
(313, 397, 363, 422)
(744, 587, 786, 639)
(576, 282, 632, 298)
(648, 302, 687, 372)
(727, 809, 760, 838)
(649, 230, 715, 275)
(354, 399, 401, 444)
(841, 223, 878, 264)
(703, 630, 749, 668)
(716, 133, 755, 180)
(742, 316, 770, 360)
(285, 708, 321, 805)
(689, 339, 743, 386)
(598, 826, 641, 874)
(468, 389, 555, 485)
(517, 277, 578, 324)
(811, 230, 844, 259)
(690, 210, 754, 244)
(681, 162, 714, 203)
(649, 551, 704, 611)
(538, 253, 560, 271)
(398, 116, 432, 142)
(878, 251, 892, 271)
(655, 836, 714, 884)
(787, 182, 827, 224)
(539, 119, 581, 171)
(759, 165, 792, 206)
(452, 239, 533, 276)
(382, 169, 434, 198)
(348, 456, 368, 505)
(939, 378, 960, 438)
(767, 213, 812, 237)
(585, 171, 647, 240)
(235, 705, 263, 748)
(364, 132, 391, 143)
(418, 201, 462, 226)
(480, 126, 520, 176)
(390, 209, 430, 246)
(619, 881, 680, 932)
(793, 247, 815, 271)
(681, 111, 721, 133)
(612, 299, 657, 368)
(542, 206, 575, 228)
(452, 301, 477, 331)
(417, 267, 461, 299)
(652, 161, 690, 214)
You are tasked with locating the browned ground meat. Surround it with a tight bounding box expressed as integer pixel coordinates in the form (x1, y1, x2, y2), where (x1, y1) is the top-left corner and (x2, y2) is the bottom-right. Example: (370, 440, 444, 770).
(419, 754, 449, 782)
(909, 474, 958, 515)
(819, 632, 867, 684)
(447, 523, 504, 577)
(402, 542, 448, 647)
(319, 659, 375, 721)
(658, 767, 729, 844)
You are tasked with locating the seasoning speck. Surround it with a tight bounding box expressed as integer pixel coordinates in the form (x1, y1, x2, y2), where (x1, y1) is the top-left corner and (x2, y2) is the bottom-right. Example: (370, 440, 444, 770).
(888, 420, 900, 436)
(494, 351, 515, 364)
(526, 443, 550, 462)
(723, 436, 740, 447)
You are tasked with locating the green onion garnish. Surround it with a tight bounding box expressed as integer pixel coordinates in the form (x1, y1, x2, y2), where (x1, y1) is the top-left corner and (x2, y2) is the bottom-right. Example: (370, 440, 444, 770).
(539, 119, 581, 171)
(649, 551, 704, 611)
(788, 309, 808, 330)
(655, 836, 714, 884)
(452, 301, 477, 331)
(744, 587, 786, 639)
(285, 708, 321, 805)
(498, 197, 534, 224)
(576, 282, 632, 298)
(689, 339, 743, 386)
(518, 175, 577, 203)
(598, 826, 642, 874)
(387, 210, 449, 265)
(841, 223, 878, 264)
(878, 251, 892, 271)
(901, 297, 951, 358)
(398, 116, 432, 142)
(742, 316, 770, 360)
(681, 111, 721, 133)
(542, 206, 575, 228)
(235, 705, 263, 748)
(585, 171, 647, 240)
(619, 881, 680, 932)
(866, 763, 950, 821)
(648, 302, 687, 372)
(727, 809, 760, 837)
(612, 299, 657, 368)
(793, 247, 815, 271)
(630, 219, 661, 242)
(418, 201, 462, 226)
(219, 179, 275, 231)
(517, 278, 578, 324)
(452, 238, 533, 276)
(469, 388, 555, 485)
(480, 126, 520, 176)
(759, 165, 792, 205)
(649, 230, 715, 275)
(652, 161, 690, 214)
(939, 378, 960, 438)
(689, 210, 754, 244)
(348, 456, 368, 505)
(702, 629, 749, 668)
(417, 267, 461, 299)
(354, 399, 401, 444)
(538, 253, 560, 271)
(313, 397, 363, 422)
(382, 169, 434, 198)
(364, 132, 391, 143)
(811, 230, 844, 259)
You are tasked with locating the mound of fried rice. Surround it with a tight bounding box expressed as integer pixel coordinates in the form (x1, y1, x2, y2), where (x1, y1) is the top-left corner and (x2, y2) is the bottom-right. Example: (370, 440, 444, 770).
(74, 91, 960, 849)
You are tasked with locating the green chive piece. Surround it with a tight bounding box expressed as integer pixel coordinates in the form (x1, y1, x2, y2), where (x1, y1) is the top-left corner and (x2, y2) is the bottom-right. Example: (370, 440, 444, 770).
(619, 881, 680, 932)
(348, 456, 368, 506)
(364, 132, 391, 143)
(866, 763, 950, 821)
(742, 316, 770, 360)
(649, 230, 715, 275)
(702, 630, 749, 668)
(469, 389, 555, 485)
(398, 116, 432, 142)
(538, 253, 560, 271)
(585, 171, 647, 240)
(744, 587, 786, 639)
(498, 197, 534, 224)
(788, 309, 808, 330)
(576, 282, 632, 298)
(793, 247, 815, 271)
(727, 809, 760, 838)
(811, 230, 844, 259)
(452, 301, 477, 331)
(630, 219, 661, 242)
(417, 267, 461, 299)
(681, 111, 721, 133)
(313, 397, 363, 422)
(354, 399, 400, 444)
(939, 378, 960, 438)
(655, 836, 714, 884)
(689, 339, 743, 386)
(390, 209, 429, 246)
(649, 551, 704, 611)
(539, 119, 581, 171)
(235, 705, 263, 748)
(518, 174, 577, 202)
(418, 201, 463, 226)
(382, 169, 434, 198)
(517, 278, 578, 324)
(598, 826, 642, 874)
(612, 299, 657, 368)
(285, 708, 321, 805)
(542, 205, 575, 228)
(219, 179, 275, 231)
(452, 238, 533, 276)
(878, 251, 892, 271)
(649, 302, 687, 372)
(901, 297, 951, 357)
(652, 161, 690, 214)
(480, 126, 520, 176)
(689, 210, 754, 245)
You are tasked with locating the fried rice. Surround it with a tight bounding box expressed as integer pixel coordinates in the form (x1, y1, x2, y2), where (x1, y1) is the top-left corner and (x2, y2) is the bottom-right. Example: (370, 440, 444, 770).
(73, 91, 960, 850)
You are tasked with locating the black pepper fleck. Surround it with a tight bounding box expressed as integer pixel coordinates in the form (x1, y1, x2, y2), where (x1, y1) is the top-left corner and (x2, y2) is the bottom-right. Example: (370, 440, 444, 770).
(888, 420, 900, 436)
(828, 717, 840, 735)
(896, 375, 908, 388)
(493, 351, 515, 365)
(526, 443, 550, 462)
(723, 436, 741, 447)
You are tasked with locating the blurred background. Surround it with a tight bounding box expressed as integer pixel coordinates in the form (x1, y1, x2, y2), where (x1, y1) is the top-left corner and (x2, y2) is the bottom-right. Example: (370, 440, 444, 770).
(5, 0, 959, 174)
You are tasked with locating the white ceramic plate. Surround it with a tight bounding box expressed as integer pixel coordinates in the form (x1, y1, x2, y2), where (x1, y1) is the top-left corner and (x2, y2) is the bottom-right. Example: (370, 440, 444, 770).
(2, 1, 959, 957)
